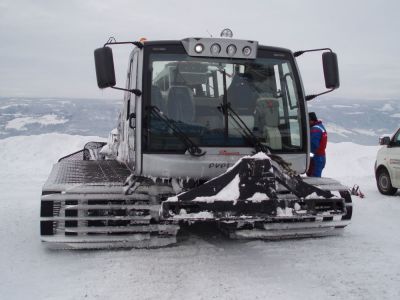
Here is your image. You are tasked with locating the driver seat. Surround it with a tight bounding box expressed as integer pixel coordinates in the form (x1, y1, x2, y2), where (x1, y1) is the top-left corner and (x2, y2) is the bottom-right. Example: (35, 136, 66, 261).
(255, 98, 282, 149)
(167, 86, 195, 123)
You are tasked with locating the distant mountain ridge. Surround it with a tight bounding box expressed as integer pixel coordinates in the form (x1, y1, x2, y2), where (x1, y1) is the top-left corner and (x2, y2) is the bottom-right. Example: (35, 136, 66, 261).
(0, 97, 398, 145)
(308, 97, 399, 145)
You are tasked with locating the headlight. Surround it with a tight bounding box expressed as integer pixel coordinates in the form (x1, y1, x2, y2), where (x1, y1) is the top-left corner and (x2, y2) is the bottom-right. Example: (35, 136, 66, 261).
(210, 43, 221, 55)
(242, 46, 252, 56)
(194, 43, 204, 53)
(226, 44, 237, 56)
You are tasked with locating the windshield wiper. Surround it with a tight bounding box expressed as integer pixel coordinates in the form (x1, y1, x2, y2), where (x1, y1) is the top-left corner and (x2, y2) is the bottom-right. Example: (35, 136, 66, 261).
(218, 68, 294, 172)
(218, 103, 294, 172)
(218, 102, 269, 153)
(149, 106, 205, 157)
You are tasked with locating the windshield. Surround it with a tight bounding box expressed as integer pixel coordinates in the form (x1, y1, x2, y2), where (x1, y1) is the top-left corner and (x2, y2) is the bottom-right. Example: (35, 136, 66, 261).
(145, 49, 303, 153)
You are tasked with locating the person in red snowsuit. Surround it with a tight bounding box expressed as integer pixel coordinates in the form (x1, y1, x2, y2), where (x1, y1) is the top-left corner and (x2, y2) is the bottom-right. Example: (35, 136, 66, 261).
(307, 112, 327, 177)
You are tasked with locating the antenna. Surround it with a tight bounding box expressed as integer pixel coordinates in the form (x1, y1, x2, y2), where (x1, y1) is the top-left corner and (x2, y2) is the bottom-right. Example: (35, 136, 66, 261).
(206, 29, 213, 37)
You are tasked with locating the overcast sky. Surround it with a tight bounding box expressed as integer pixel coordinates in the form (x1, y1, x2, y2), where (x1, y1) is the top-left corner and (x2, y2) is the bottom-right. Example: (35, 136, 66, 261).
(0, 0, 399, 101)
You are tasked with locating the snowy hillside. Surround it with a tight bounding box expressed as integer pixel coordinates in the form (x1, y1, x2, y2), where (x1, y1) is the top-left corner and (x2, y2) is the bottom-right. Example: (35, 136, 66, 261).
(0, 134, 399, 300)
(0, 97, 121, 139)
(309, 98, 400, 145)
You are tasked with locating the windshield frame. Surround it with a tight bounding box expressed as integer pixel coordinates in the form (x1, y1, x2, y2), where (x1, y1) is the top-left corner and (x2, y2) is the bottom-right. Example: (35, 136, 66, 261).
(141, 41, 307, 155)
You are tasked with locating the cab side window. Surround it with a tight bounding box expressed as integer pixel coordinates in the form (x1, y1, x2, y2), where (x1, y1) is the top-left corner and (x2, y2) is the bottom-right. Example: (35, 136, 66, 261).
(393, 130, 400, 146)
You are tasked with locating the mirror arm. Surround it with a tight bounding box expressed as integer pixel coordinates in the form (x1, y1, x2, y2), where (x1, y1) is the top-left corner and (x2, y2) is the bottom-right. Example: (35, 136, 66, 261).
(294, 48, 332, 57)
(305, 88, 334, 101)
(103, 37, 144, 49)
(111, 86, 142, 96)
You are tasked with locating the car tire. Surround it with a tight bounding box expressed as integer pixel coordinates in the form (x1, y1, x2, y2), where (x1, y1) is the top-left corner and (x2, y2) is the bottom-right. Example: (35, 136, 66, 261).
(376, 168, 398, 195)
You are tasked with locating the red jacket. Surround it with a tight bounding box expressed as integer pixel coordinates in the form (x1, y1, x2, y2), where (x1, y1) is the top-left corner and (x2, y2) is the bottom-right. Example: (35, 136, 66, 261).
(310, 121, 327, 156)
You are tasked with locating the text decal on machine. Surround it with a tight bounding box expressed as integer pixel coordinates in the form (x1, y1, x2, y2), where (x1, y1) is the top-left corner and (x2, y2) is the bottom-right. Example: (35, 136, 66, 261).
(209, 163, 232, 169)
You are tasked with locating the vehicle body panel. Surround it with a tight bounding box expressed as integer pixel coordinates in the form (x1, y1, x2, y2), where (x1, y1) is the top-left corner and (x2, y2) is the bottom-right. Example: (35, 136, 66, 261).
(376, 128, 400, 188)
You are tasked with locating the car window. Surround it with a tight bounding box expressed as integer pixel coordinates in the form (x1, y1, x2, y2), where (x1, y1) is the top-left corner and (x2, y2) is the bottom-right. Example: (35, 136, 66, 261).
(393, 129, 400, 146)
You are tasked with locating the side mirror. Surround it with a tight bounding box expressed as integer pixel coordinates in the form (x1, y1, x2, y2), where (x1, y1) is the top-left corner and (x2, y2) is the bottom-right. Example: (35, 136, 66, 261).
(322, 52, 340, 89)
(94, 47, 116, 89)
(379, 136, 391, 146)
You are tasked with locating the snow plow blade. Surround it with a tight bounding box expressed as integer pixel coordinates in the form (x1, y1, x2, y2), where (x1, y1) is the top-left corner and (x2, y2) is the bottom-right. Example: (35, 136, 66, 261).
(162, 154, 352, 239)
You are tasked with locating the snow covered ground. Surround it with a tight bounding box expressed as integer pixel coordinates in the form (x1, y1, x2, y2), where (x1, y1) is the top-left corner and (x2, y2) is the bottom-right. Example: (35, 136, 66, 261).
(0, 134, 399, 300)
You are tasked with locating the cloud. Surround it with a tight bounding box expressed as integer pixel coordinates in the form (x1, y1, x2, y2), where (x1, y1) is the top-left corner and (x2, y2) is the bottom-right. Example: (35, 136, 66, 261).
(0, 0, 399, 99)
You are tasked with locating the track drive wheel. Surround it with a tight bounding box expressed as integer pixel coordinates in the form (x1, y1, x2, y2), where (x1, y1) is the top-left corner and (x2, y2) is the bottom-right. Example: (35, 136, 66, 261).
(376, 168, 397, 195)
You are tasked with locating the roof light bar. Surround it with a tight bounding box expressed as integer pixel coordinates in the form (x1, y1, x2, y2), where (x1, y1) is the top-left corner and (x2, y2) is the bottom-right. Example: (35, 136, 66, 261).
(181, 38, 258, 59)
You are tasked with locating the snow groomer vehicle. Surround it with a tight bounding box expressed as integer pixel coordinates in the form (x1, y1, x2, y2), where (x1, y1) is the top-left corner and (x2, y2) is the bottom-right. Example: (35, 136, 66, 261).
(40, 29, 352, 249)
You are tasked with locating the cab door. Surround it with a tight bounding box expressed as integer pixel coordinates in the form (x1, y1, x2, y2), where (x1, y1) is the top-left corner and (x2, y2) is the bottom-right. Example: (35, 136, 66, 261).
(126, 50, 139, 168)
(387, 129, 400, 187)
(119, 50, 139, 170)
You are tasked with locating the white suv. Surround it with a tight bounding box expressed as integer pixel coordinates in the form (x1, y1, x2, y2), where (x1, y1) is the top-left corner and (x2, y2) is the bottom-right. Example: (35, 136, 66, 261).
(375, 128, 400, 195)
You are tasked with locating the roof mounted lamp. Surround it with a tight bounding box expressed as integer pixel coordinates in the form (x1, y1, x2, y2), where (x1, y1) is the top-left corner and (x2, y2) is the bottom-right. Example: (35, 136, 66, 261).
(220, 28, 233, 38)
